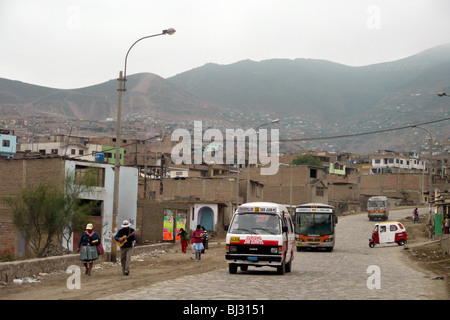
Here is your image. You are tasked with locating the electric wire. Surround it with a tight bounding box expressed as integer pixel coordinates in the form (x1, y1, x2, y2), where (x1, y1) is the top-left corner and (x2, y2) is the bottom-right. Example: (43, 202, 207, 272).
(278, 117, 450, 142)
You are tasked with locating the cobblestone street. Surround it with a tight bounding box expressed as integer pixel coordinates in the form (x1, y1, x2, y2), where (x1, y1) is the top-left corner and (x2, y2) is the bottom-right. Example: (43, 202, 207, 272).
(101, 208, 448, 300)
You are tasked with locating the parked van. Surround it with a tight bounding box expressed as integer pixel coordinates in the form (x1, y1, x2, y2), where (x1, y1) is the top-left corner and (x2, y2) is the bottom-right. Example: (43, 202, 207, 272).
(367, 196, 389, 221)
(224, 202, 295, 275)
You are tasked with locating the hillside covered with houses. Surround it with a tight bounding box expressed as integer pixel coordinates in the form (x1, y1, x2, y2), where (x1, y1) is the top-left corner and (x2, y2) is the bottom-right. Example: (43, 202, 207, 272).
(1, 129, 449, 259)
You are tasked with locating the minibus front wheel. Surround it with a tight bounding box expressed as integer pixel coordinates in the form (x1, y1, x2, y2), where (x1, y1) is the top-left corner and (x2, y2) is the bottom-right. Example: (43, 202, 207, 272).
(277, 260, 285, 275)
(229, 263, 238, 274)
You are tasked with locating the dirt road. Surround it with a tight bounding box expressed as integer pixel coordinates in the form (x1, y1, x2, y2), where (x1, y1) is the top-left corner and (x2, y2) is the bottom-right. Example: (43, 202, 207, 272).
(0, 242, 227, 300)
(1, 210, 448, 300)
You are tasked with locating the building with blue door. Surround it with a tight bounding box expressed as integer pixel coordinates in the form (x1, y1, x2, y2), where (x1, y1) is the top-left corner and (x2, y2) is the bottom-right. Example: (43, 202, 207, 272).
(195, 204, 218, 231)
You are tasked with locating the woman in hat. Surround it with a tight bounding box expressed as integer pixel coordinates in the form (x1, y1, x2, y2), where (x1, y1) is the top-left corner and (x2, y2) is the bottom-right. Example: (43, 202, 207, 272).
(77, 223, 101, 276)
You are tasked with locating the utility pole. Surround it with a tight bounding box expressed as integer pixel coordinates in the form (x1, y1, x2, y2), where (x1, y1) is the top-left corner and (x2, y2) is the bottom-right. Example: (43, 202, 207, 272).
(111, 70, 124, 262)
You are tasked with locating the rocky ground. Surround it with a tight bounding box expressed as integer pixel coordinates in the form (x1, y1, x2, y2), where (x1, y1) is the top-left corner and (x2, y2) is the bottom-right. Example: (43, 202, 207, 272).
(400, 213, 450, 295)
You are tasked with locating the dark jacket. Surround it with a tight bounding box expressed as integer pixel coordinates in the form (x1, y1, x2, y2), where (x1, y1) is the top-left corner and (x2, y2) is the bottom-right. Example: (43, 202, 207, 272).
(78, 231, 101, 249)
(114, 227, 136, 248)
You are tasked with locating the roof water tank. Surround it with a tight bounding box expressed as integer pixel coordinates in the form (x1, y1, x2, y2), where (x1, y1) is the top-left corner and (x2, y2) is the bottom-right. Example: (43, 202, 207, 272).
(95, 153, 105, 162)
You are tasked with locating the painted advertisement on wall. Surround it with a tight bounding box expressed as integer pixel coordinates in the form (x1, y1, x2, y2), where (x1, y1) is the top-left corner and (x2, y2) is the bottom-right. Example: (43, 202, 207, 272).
(176, 212, 187, 241)
(163, 210, 174, 240)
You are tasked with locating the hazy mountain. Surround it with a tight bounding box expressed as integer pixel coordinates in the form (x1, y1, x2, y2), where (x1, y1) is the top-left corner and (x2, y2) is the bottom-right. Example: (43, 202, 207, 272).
(167, 43, 450, 121)
(1, 43, 449, 153)
(0, 73, 215, 120)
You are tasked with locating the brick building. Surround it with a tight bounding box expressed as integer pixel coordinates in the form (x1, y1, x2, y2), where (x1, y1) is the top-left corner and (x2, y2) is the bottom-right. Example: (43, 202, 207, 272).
(0, 157, 138, 258)
(243, 164, 329, 209)
(141, 176, 264, 233)
(0, 157, 65, 257)
(359, 172, 429, 205)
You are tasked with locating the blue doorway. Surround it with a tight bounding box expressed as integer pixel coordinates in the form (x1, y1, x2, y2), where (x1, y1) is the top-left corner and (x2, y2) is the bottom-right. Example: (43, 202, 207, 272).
(198, 206, 214, 230)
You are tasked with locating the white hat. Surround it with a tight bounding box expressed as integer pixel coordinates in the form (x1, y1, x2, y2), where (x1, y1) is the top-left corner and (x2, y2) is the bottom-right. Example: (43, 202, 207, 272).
(121, 220, 131, 228)
(86, 223, 93, 230)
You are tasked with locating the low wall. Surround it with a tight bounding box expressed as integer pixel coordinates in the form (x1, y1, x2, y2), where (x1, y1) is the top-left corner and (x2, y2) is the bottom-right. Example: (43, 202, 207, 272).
(0, 242, 173, 283)
(441, 234, 450, 254)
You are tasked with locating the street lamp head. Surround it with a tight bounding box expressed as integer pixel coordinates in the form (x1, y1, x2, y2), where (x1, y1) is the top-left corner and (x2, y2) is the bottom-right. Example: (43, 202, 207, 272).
(272, 119, 280, 123)
(163, 28, 176, 35)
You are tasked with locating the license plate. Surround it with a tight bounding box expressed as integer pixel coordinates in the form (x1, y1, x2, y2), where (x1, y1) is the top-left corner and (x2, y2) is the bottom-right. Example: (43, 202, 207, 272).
(230, 236, 240, 243)
(248, 256, 258, 262)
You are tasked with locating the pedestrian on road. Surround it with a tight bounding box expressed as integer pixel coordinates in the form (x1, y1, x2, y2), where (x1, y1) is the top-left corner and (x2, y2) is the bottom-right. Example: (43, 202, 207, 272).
(413, 208, 419, 224)
(444, 214, 450, 234)
(201, 226, 208, 254)
(114, 220, 136, 276)
(177, 228, 189, 253)
(77, 223, 101, 276)
(192, 224, 204, 261)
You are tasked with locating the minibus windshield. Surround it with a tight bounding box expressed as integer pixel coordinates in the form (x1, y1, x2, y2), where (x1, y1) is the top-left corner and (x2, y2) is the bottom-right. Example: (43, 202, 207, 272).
(294, 213, 334, 235)
(229, 213, 281, 235)
(368, 200, 386, 208)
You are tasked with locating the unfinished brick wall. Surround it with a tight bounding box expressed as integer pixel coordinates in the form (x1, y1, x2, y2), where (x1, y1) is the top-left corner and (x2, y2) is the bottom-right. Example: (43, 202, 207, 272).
(0, 158, 65, 257)
(145, 178, 240, 203)
(359, 173, 426, 203)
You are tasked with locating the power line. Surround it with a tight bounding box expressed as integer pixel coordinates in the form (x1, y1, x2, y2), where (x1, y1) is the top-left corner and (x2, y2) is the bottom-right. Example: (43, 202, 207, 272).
(62, 134, 162, 161)
(279, 117, 450, 142)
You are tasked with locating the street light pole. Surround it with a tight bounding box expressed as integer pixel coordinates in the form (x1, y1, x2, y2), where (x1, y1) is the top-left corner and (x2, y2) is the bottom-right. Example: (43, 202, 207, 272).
(413, 125, 434, 237)
(111, 28, 176, 262)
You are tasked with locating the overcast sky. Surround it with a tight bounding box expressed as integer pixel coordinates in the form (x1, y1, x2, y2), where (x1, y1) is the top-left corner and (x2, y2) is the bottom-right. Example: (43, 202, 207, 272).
(1, 0, 449, 89)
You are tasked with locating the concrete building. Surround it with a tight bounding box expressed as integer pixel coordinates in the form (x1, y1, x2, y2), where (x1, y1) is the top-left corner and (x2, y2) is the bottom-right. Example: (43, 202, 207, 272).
(244, 164, 329, 210)
(371, 154, 426, 174)
(0, 129, 17, 159)
(137, 199, 228, 243)
(19, 134, 104, 162)
(141, 176, 262, 234)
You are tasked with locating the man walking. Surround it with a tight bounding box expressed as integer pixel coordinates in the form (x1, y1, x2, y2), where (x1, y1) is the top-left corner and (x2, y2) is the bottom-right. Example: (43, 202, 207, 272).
(114, 220, 136, 276)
